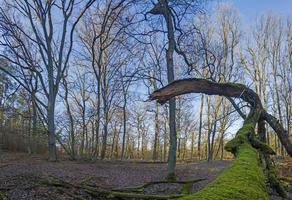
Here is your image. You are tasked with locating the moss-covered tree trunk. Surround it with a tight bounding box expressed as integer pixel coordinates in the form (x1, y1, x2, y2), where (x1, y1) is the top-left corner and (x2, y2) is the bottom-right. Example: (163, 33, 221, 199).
(150, 78, 291, 200)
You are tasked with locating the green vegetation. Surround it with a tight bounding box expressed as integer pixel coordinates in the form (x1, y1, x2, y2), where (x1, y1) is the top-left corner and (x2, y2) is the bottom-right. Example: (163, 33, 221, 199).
(224, 123, 254, 154)
(180, 144, 269, 200)
(181, 182, 192, 195)
(0, 192, 7, 200)
(266, 158, 287, 198)
(179, 120, 272, 200)
(251, 137, 276, 155)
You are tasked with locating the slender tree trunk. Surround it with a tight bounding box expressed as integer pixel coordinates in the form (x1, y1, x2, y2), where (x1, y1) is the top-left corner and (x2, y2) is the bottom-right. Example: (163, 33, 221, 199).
(191, 130, 195, 159)
(27, 104, 32, 155)
(47, 92, 57, 161)
(209, 121, 217, 161)
(137, 127, 141, 159)
(152, 101, 160, 160)
(198, 94, 204, 160)
(95, 109, 100, 157)
(163, 118, 167, 162)
(101, 101, 109, 160)
(111, 122, 117, 159)
(63, 79, 76, 160)
(207, 97, 212, 161)
(31, 90, 38, 154)
(121, 90, 127, 160)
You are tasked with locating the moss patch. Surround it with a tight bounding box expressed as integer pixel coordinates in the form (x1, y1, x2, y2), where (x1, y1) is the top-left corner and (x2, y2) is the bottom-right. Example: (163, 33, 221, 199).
(266, 160, 287, 198)
(279, 177, 292, 182)
(181, 182, 192, 195)
(251, 137, 276, 155)
(180, 144, 269, 200)
(225, 123, 253, 154)
(0, 192, 7, 200)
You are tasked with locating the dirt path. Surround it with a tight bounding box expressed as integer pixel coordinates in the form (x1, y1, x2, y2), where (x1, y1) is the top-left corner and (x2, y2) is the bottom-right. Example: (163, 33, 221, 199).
(0, 152, 230, 199)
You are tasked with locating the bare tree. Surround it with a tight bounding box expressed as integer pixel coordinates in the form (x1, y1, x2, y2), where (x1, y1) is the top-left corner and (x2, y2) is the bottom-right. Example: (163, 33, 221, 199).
(149, 0, 177, 179)
(0, 0, 95, 161)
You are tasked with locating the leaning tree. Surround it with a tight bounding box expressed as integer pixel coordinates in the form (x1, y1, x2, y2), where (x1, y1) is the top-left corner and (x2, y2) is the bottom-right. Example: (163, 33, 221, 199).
(150, 78, 292, 199)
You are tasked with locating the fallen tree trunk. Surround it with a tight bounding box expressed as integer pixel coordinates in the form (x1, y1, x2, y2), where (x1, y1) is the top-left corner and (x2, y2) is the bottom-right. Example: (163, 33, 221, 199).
(150, 78, 292, 157)
(150, 78, 290, 199)
(263, 112, 292, 156)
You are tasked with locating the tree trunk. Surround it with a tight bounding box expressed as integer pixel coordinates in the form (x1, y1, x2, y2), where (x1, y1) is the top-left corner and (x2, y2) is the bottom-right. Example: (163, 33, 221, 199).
(152, 101, 160, 161)
(121, 90, 127, 160)
(63, 79, 76, 160)
(31, 92, 37, 154)
(47, 94, 57, 161)
(101, 102, 109, 160)
(198, 94, 204, 160)
(150, 0, 177, 179)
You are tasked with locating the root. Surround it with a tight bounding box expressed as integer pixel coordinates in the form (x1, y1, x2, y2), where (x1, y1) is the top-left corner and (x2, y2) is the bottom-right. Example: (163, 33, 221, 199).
(56, 188, 87, 200)
(120, 178, 205, 193)
(80, 175, 107, 185)
(40, 175, 192, 199)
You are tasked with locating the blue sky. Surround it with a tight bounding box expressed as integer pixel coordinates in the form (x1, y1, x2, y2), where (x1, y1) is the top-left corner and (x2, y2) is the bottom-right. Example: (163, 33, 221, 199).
(214, 0, 292, 23)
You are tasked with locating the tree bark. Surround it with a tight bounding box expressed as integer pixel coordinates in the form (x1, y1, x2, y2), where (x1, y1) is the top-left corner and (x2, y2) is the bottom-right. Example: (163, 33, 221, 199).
(152, 101, 160, 161)
(121, 84, 127, 160)
(47, 92, 57, 161)
(198, 94, 204, 160)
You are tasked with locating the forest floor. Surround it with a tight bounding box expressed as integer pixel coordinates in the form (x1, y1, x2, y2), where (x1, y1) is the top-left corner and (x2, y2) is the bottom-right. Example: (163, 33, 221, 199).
(0, 152, 291, 200)
(0, 151, 230, 199)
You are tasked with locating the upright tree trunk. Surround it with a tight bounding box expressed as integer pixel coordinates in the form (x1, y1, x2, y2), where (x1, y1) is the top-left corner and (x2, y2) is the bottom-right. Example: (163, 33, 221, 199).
(166, 45, 176, 178)
(94, 74, 101, 158)
(95, 95, 100, 158)
(27, 104, 32, 155)
(152, 101, 160, 161)
(149, 0, 177, 179)
(47, 93, 57, 161)
(31, 91, 37, 154)
(207, 97, 212, 161)
(191, 130, 195, 159)
(198, 94, 204, 160)
(163, 118, 168, 162)
(101, 101, 109, 160)
(111, 122, 117, 159)
(121, 88, 127, 160)
(63, 79, 76, 160)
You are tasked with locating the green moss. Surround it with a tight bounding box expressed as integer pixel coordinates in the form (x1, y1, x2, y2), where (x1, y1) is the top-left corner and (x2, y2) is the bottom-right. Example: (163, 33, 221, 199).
(180, 144, 269, 200)
(279, 177, 292, 182)
(225, 82, 244, 88)
(267, 163, 287, 198)
(0, 192, 7, 200)
(251, 137, 276, 155)
(182, 122, 270, 199)
(181, 183, 192, 195)
(225, 124, 253, 154)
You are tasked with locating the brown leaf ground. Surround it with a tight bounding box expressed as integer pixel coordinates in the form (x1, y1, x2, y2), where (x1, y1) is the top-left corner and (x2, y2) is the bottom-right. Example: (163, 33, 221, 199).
(0, 152, 230, 200)
(1, 152, 291, 200)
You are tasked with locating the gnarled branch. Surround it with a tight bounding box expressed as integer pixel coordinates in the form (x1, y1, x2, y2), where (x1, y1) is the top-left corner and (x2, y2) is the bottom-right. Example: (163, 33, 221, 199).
(150, 78, 292, 157)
